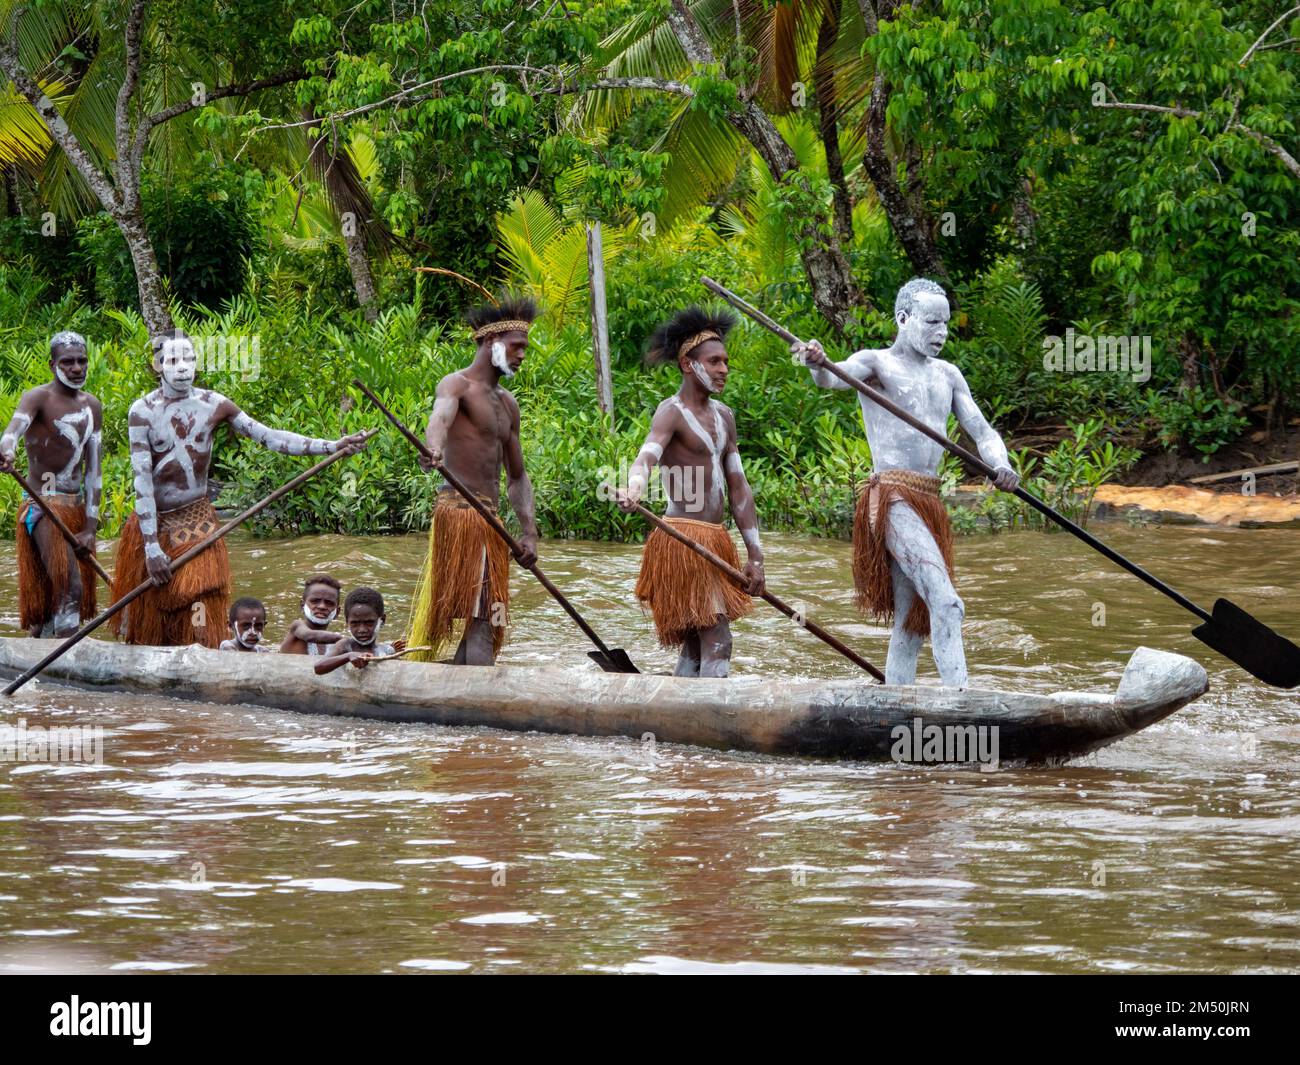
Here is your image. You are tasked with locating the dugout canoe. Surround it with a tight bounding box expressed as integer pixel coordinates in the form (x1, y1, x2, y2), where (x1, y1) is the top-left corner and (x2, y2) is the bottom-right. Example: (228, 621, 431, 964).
(0, 638, 1207, 765)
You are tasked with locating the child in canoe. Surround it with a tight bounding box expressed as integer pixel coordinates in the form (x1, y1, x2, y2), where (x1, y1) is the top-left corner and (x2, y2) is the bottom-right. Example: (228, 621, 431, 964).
(219, 597, 272, 653)
(315, 587, 406, 674)
(280, 572, 347, 656)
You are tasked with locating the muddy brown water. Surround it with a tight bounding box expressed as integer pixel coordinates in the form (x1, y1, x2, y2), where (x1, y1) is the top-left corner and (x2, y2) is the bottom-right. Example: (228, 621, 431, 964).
(0, 524, 1297, 974)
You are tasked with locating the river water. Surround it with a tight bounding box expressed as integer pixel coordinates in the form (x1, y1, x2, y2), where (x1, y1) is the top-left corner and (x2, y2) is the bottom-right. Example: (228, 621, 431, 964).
(0, 524, 1297, 974)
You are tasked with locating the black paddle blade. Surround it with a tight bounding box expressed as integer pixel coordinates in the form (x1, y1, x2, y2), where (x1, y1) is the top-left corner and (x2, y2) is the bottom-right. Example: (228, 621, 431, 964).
(1192, 598, 1300, 689)
(587, 648, 640, 674)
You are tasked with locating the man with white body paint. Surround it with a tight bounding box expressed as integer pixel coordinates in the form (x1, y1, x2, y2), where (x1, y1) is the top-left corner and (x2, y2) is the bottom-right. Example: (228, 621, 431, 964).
(0, 331, 103, 636)
(405, 297, 540, 666)
(617, 306, 764, 678)
(109, 329, 367, 648)
(797, 278, 1019, 688)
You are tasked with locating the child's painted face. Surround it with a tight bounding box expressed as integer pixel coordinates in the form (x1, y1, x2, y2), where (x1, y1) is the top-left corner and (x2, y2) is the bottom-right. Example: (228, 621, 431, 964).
(346, 603, 383, 647)
(231, 607, 266, 647)
(303, 583, 340, 626)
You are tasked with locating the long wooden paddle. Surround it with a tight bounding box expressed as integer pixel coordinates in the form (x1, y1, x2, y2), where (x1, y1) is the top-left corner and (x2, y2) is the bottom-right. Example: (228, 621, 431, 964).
(351, 379, 640, 674)
(2, 430, 378, 696)
(5, 468, 111, 586)
(623, 500, 885, 682)
(702, 276, 1300, 689)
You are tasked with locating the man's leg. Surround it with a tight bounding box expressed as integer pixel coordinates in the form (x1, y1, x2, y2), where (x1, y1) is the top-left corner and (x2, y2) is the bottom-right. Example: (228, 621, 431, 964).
(674, 632, 701, 677)
(462, 618, 496, 665)
(696, 616, 732, 679)
(884, 500, 967, 688)
(32, 514, 81, 638)
(884, 561, 925, 685)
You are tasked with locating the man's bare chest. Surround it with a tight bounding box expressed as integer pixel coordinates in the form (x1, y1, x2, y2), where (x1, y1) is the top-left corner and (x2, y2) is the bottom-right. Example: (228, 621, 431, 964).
(457, 390, 511, 440)
(146, 398, 221, 454)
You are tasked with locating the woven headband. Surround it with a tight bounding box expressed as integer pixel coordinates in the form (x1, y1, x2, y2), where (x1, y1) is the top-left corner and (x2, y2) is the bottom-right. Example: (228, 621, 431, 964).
(678, 330, 720, 359)
(473, 319, 531, 341)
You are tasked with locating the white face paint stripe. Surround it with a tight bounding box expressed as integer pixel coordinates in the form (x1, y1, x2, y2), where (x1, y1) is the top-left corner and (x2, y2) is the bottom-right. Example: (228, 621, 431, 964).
(689, 359, 720, 394)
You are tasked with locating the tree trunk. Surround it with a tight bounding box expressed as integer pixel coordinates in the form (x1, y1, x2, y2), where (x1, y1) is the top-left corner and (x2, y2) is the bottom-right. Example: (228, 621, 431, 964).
(116, 206, 174, 337)
(667, 1, 863, 330)
(815, 3, 854, 250)
(862, 73, 949, 283)
(344, 224, 379, 322)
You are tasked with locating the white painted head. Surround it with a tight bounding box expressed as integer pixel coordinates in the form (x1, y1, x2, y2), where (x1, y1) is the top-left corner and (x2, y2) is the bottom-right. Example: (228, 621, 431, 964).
(894, 277, 950, 359)
(152, 331, 198, 395)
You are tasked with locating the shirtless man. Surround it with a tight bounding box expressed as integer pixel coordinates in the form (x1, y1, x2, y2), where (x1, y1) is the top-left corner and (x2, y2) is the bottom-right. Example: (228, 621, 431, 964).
(616, 306, 764, 678)
(796, 277, 1018, 688)
(405, 297, 540, 665)
(0, 331, 102, 636)
(110, 329, 368, 648)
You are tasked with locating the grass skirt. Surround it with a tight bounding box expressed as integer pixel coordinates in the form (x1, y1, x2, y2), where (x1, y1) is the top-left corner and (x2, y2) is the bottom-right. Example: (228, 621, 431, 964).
(634, 517, 752, 648)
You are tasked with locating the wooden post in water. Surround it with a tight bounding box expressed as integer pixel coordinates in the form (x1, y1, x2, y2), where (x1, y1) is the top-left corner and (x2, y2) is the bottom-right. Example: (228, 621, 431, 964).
(586, 221, 614, 424)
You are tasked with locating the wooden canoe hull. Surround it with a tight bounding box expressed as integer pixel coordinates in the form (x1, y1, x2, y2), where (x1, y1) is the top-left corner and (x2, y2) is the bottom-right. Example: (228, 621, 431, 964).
(0, 638, 1208, 765)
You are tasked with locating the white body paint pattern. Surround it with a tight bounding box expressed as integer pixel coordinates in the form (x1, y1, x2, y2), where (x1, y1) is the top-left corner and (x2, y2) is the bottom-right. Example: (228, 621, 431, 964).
(129, 386, 336, 554)
(50, 408, 94, 492)
(491, 341, 515, 378)
(670, 397, 726, 510)
(0, 412, 32, 456)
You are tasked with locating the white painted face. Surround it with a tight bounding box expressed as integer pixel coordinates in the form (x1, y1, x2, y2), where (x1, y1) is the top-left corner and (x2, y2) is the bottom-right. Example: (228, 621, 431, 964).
(898, 292, 950, 358)
(303, 603, 338, 626)
(491, 340, 515, 378)
(157, 339, 198, 392)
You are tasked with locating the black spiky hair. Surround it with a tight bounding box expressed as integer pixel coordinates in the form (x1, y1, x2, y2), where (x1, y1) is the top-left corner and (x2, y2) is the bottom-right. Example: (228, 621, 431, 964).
(465, 295, 539, 341)
(644, 305, 736, 366)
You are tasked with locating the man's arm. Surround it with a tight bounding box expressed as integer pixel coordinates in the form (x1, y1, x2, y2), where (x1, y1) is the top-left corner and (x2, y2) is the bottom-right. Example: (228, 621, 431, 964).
(420, 375, 464, 469)
(0, 390, 39, 473)
(221, 398, 366, 456)
(79, 398, 103, 551)
(948, 365, 1019, 491)
(721, 408, 765, 596)
(502, 392, 538, 568)
(617, 402, 676, 510)
(795, 340, 879, 390)
(126, 401, 171, 585)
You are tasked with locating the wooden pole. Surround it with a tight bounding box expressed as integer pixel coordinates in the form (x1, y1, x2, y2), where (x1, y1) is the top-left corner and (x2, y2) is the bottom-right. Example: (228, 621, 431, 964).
(586, 221, 614, 423)
(5, 469, 112, 586)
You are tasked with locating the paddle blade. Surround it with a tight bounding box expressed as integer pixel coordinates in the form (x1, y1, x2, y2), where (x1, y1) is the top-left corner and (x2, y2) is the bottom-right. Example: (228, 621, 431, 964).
(587, 648, 640, 674)
(1192, 598, 1300, 689)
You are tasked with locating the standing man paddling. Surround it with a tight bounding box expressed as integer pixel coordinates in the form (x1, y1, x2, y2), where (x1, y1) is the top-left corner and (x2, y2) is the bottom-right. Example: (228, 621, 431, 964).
(406, 298, 540, 665)
(0, 331, 102, 636)
(796, 278, 1018, 689)
(111, 329, 368, 647)
(617, 307, 764, 678)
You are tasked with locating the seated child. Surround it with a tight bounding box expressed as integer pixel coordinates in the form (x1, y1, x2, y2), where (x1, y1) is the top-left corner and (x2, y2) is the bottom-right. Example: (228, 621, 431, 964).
(315, 587, 405, 674)
(219, 597, 272, 652)
(280, 572, 346, 656)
